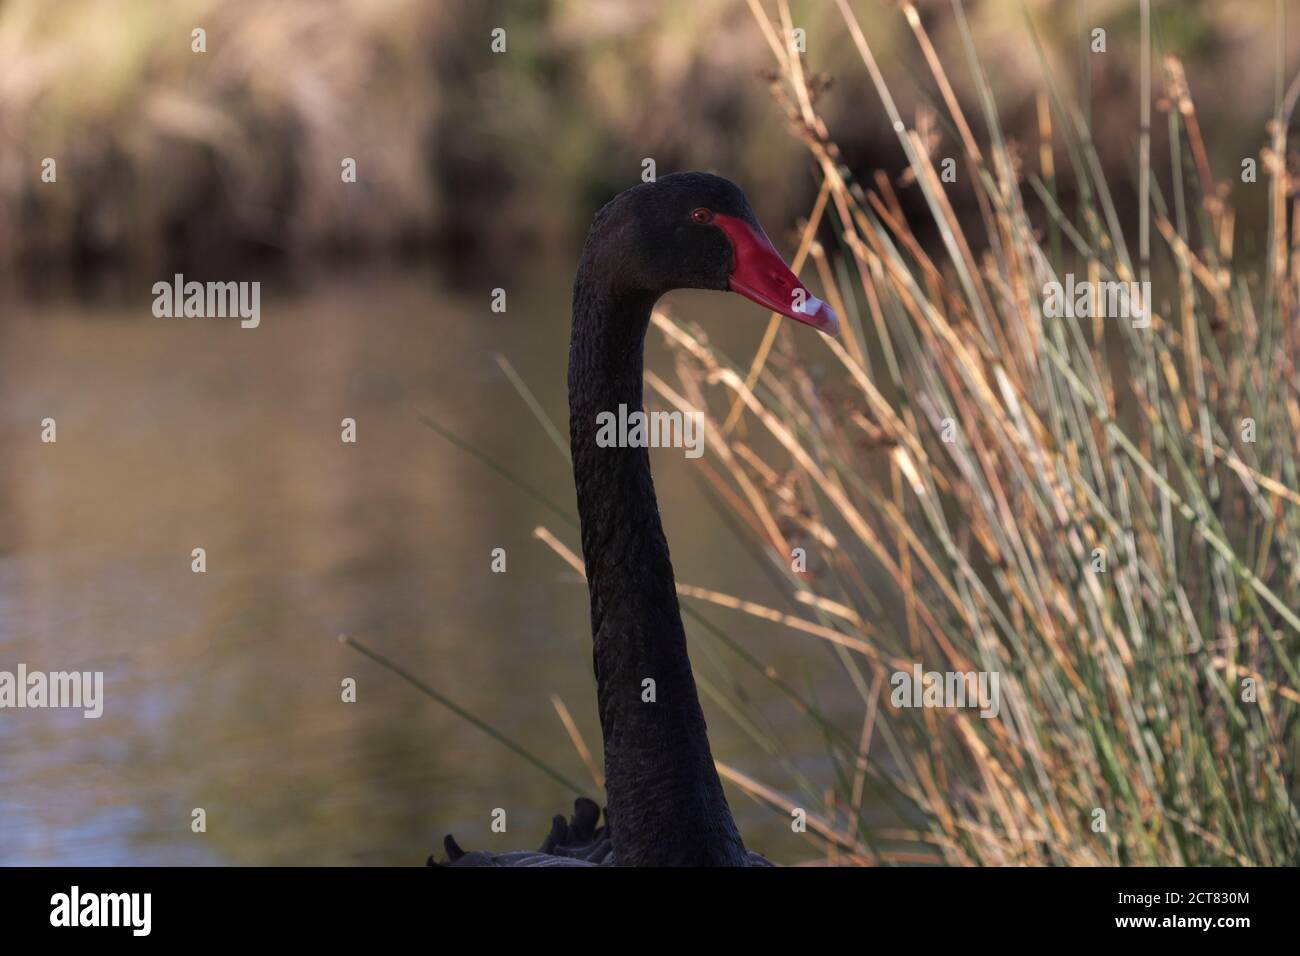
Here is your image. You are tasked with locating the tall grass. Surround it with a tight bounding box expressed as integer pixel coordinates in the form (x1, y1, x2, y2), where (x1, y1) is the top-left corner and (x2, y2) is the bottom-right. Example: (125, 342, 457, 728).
(564, 0, 1298, 865)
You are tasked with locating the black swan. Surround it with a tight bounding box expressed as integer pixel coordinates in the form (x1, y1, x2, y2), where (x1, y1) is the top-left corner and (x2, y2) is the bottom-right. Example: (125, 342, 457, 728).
(438, 172, 838, 867)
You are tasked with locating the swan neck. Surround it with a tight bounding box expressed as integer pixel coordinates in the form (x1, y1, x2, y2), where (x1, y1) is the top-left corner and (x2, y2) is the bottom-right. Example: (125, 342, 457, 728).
(567, 273, 747, 866)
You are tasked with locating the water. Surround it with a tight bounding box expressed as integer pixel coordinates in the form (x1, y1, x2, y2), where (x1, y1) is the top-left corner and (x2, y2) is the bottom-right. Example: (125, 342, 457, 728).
(0, 266, 861, 865)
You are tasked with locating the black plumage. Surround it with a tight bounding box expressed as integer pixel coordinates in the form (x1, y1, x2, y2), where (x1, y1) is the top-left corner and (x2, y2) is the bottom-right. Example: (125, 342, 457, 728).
(437, 173, 824, 867)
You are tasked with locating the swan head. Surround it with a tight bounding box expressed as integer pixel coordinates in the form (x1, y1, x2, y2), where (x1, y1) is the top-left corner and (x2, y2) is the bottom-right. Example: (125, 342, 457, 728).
(581, 171, 839, 336)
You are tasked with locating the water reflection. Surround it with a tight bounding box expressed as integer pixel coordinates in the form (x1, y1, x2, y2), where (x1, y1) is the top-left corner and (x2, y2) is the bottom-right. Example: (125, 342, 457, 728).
(0, 268, 862, 865)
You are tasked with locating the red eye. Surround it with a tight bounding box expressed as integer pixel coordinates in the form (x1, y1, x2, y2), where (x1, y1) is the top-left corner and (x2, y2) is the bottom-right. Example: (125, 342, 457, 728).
(690, 207, 713, 224)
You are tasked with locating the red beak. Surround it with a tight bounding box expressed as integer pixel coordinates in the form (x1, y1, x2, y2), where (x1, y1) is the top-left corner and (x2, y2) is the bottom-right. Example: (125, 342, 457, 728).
(713, 213, 839, 336)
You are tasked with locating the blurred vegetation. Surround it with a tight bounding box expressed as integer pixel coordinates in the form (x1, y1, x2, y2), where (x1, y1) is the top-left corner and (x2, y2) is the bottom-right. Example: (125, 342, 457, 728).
(0, 0, 1294, 277)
